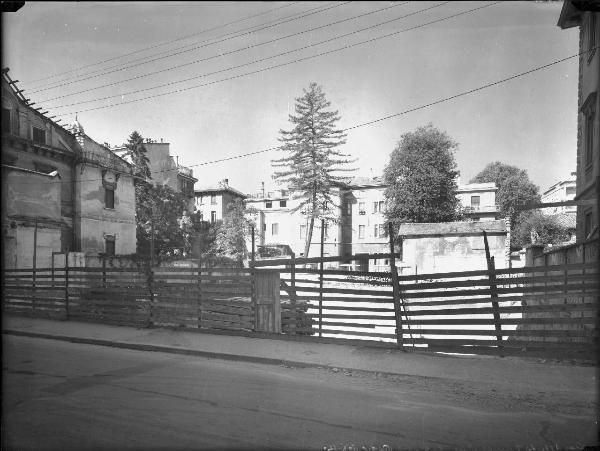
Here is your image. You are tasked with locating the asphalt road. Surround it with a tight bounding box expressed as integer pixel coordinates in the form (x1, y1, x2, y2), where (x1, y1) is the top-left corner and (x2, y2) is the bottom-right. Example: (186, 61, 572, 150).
(2, 335, 597, 450)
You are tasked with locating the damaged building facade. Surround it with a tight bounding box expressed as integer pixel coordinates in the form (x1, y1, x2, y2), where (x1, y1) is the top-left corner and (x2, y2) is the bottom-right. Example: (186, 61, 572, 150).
(1, 71, 137, 268)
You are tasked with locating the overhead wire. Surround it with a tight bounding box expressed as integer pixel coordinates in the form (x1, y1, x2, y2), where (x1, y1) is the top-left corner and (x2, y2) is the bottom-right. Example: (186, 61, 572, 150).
(52, 1, 495, 116)
(26, 2, 300, 86)
(41, 1, 412, 104)
(28, 1, 351, 94)
(9, 46, 590, 187)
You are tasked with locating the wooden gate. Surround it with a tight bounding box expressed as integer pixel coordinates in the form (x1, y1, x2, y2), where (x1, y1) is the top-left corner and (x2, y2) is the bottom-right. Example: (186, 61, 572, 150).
(254, 270, 281, 333)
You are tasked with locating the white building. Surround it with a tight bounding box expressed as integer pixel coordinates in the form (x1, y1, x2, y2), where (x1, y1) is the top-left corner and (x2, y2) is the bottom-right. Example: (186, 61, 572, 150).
(456, 182, 498, 221)
(541, 172, 577, 214)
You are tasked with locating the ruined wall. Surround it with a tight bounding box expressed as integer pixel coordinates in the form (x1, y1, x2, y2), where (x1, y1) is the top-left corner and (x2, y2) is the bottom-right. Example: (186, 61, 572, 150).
(75, 164, 136, 255)
(402, 233, 507, 275)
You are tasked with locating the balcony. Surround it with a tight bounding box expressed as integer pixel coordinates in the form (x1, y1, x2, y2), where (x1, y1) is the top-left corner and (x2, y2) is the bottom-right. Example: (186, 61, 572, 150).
(461, 205, 498, 214)
(78, 150, 131, 174)
(177, 164, 194, 178)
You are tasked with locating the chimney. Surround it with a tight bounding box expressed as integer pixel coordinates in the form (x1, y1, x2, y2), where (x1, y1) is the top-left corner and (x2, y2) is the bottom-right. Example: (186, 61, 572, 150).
(160, 138, 163, 143)
(223, 178, 229, 187)
(261, 181, 265, 198)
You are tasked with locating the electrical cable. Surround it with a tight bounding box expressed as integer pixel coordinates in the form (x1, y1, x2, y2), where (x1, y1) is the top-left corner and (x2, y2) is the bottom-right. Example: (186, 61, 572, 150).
(52, 1, 492, 116)
(28, 2, 350, 94)
(5, 46, 589, 188)
(26, 2, 300, 86)
(40, 1, 411, 105)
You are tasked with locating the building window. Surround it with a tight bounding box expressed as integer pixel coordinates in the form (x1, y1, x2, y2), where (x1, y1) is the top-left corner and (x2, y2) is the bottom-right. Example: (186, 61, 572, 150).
(105, 236, 115, 256)
(197, 195, 203, 205)
(358, 225, 365, 239)
(280, 200, 286, 208)
(358, 202, 365, 214)
(588, 14, 596, 63)
(300, 224, 306, 239)
(374, 224, 385, 237)
(584, 210, 593, 239)
(32, 126, 46, 144)
(344, 202, 351, 216)
(2, 107, 11, 133)
(265, 201, 272, 208)
(105, 188, 115, 209)
(585, 108, 595, 167)
(272, 223, 278, 236)
(210, 195, 217, 205)
(211, 211, 217, 223)
(582, 92, 596, 169)
(471, 195, 481, 210)
(322, 223, 328, 238)
(372, 201, 384, 213)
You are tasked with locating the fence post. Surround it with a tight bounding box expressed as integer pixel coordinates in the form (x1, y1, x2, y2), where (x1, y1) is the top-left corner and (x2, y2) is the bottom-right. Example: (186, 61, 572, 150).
(197, 257, 203, 329)
(65, 255, 69, 320)
(251, 226, 257, 331)
(388, 222, 403, 349)
(32, 218, 37, 313)
(290, 251, 296, 335)
(483, 231, 503, 346)
(148, 263, 154, 327)
(318, 219, 325, 338)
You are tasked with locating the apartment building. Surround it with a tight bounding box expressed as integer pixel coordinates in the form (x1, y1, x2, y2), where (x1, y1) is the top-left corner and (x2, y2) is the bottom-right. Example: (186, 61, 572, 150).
(113, 139, 197, 212)
(1, 71, 137, 267)
(456, 182, 499, 221)
(195, 179, 246, 224)
(541, 173, 577, 215)
(558, 1, 599, 242)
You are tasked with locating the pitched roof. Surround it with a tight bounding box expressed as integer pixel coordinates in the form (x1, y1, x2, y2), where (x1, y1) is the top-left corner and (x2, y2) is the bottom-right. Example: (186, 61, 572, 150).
(548, 213, 577, 230)
(397, 220, 507, 237)
(195, 185, 247, 198)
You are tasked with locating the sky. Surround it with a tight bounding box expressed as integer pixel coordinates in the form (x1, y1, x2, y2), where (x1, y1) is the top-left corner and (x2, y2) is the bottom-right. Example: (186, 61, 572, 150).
(2, 1, 579, 195)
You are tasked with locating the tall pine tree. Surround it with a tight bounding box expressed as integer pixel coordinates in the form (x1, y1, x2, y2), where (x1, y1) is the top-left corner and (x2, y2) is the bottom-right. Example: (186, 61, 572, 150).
(272, 82, 355, 257)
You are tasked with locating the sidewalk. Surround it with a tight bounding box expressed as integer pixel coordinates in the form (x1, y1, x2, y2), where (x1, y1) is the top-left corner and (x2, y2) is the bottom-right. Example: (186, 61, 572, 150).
(3, 315, 596, 391)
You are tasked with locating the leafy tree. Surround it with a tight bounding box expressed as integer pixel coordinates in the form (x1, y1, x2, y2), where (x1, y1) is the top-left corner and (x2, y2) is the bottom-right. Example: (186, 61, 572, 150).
(125, 130, 151, 181)
(136, 183, 191, 262)
(209, 200, 257, 264)
(470, 162, 540, 217)
(470, 162, 541, 249)
(271, 82, 355, 257)
(383, 124, 460, 227)
(512, 211, 571, 248)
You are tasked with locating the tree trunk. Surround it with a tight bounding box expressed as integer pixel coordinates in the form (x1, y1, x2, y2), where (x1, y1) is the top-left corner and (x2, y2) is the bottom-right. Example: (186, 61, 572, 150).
(304, 214, 315, 258)
(304, 192, 317, 258)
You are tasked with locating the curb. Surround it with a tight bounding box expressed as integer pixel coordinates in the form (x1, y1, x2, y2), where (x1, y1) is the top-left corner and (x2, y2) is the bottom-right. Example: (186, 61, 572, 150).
(2, 329, 402, 378)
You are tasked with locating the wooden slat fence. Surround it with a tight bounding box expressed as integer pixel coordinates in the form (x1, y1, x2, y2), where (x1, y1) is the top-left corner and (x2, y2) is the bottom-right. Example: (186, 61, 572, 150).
(272, 261, 599, 358)
(151, 267, 253, 332)
(2, 266, 254, 332)
(3, 268, 68, 319)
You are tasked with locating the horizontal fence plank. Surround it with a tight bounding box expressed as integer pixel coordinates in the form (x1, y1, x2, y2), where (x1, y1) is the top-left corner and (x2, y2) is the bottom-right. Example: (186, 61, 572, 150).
(404, 317, 597, 326)
(280, 295, 393, 303)
(402, 303, 597, 317)
(302, 313, 396, 321)
(398, 291, 600, 307)
(252, 253, 401, 267)
(282, 286, 393, 296)
(404, 328, 598, 338)
(274, 268, 392, 278)
(403, 337, 594, 348)
(318, 329, 396, 339)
